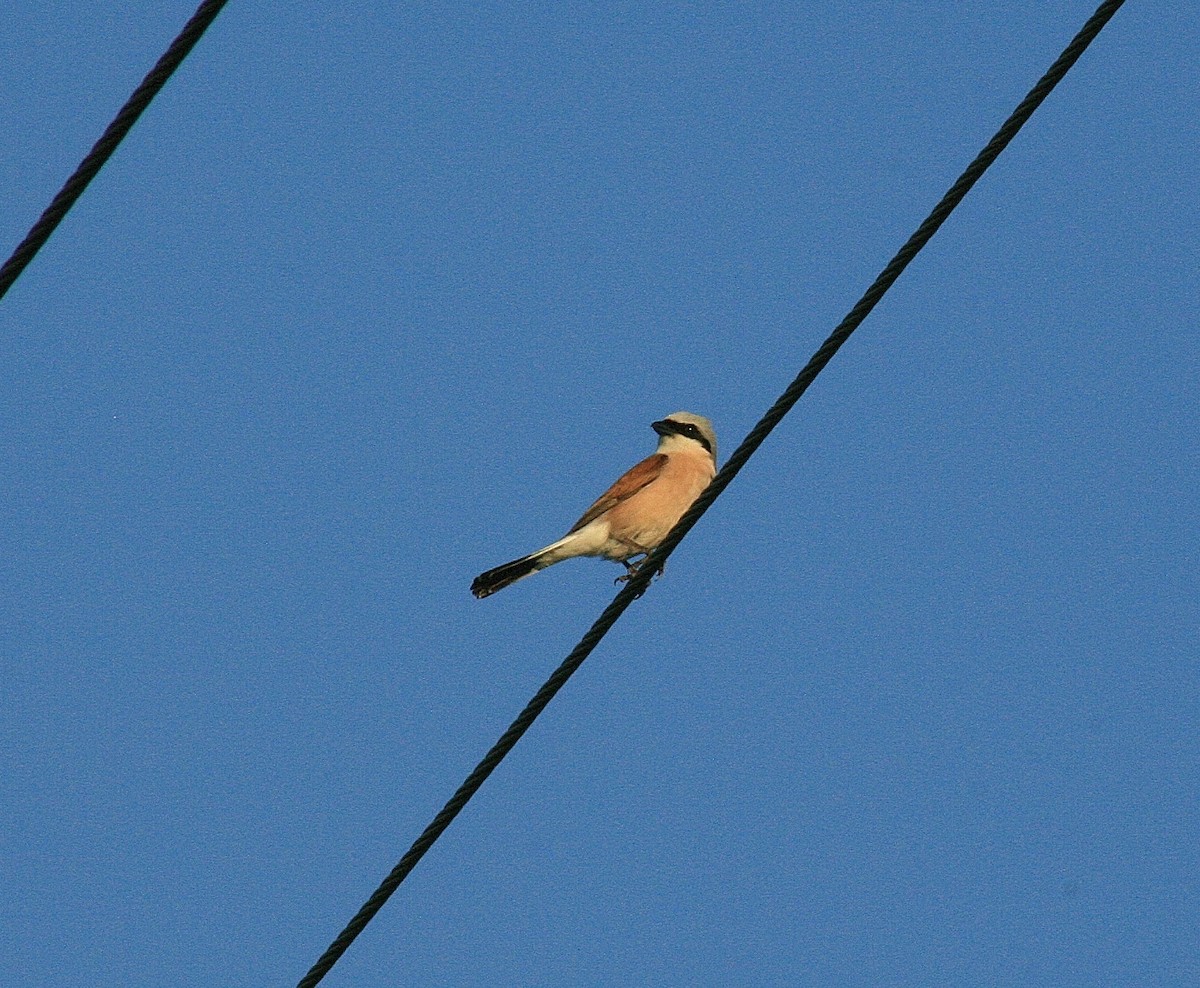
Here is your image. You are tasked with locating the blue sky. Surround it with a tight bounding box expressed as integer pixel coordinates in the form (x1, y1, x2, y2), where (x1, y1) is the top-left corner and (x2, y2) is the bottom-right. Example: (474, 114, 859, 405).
(2, 3, 1196, 985)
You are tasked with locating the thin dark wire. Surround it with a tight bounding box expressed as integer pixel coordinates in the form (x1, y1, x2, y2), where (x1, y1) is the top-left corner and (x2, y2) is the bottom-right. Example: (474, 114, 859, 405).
(297, 2, 1125, 984)
(0, 0, 230, 302)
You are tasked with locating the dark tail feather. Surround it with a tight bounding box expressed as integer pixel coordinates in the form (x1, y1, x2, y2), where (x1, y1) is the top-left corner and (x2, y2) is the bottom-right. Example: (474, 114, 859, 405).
(471, 553, 542, 599)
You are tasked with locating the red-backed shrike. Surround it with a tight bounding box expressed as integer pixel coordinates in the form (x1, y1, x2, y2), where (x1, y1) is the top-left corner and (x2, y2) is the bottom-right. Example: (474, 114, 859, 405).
(471, 412, 718, 598)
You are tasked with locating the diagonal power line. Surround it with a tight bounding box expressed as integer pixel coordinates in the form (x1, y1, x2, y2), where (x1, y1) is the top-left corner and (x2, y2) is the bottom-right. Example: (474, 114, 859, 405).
(298, 1, 1126, 985)
(0, 0, 230, 302)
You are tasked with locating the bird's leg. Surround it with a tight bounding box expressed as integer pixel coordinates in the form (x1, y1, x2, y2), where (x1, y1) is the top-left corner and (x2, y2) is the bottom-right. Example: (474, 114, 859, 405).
(614, 556, 643, 585)
(613, 540, 663, 585)
(629, 540, 666, 580)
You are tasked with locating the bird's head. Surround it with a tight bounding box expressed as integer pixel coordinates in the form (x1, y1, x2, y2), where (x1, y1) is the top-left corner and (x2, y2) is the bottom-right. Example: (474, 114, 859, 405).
(651, 412, 717, 462)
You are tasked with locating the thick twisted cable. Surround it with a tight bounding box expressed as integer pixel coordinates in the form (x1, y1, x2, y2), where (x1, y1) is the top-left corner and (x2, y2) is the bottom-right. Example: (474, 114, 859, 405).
(0, 0, 231, 302)
(297, 1, 1126, 984)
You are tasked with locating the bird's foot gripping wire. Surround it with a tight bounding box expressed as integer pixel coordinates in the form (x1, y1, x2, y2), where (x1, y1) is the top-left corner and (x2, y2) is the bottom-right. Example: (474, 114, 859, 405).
(614, 556, 665, 589)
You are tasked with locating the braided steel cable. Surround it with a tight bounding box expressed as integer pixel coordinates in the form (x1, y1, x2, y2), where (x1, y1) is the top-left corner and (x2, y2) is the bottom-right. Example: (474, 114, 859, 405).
(297, 1, 1127, 984)
(0, 0, 230, 301)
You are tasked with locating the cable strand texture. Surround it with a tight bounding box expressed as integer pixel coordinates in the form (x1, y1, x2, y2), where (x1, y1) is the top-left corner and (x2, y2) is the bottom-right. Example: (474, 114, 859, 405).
(0, 0, 230, 301)
(298, 1, 1126, 984)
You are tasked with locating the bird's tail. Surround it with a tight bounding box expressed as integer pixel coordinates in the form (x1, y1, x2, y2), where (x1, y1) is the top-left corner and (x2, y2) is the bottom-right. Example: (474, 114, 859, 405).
(471, 537, 571, 599)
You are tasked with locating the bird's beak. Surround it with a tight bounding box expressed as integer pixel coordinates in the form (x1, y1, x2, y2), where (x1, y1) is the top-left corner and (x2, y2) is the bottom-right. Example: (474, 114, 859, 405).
(651, 419, 676, 437)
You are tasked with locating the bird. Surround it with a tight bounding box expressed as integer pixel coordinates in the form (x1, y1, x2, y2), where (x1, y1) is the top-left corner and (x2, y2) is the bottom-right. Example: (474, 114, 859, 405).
(471, 412, 718, 598)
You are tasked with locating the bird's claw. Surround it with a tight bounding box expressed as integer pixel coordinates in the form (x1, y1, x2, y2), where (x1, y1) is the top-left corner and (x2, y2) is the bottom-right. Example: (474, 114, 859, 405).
(613, 558, 665, 587)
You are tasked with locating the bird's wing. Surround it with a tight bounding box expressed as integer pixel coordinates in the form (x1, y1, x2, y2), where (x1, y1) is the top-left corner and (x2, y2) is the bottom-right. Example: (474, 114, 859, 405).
(567, 453, 667, 534)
